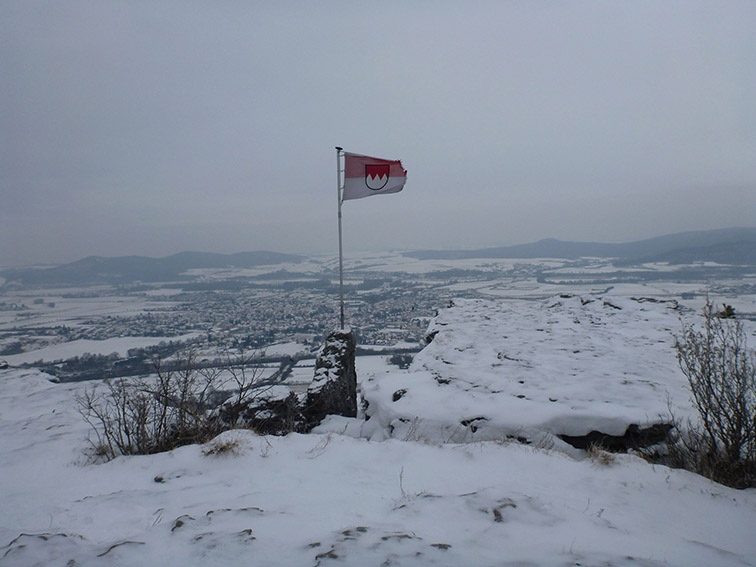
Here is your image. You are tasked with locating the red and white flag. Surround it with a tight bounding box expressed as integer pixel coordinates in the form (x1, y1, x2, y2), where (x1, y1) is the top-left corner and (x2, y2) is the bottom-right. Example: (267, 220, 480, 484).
(342, 152, 407, 201)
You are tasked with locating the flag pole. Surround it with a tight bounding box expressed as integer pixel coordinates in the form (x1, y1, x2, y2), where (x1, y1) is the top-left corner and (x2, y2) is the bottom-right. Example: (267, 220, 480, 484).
(335, 146, 345, 329)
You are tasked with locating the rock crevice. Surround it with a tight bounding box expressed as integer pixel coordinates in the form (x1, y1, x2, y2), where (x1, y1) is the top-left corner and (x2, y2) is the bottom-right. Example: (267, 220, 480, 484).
(558, 423, 673, 452)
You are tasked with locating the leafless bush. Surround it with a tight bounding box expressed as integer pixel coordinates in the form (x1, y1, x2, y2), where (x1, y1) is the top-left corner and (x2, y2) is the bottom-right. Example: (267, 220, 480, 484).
(77, 348, 266, 460)
(667, 301, 756, 488)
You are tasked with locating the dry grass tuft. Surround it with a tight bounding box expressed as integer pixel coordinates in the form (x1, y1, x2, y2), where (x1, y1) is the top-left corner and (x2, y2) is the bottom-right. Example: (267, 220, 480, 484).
(202, 436, 245, 457)
(587, 443, 616, 466)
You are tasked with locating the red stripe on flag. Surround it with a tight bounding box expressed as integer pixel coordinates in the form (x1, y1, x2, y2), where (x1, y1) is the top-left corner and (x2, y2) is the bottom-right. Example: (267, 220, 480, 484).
(343, 153, 406, 179)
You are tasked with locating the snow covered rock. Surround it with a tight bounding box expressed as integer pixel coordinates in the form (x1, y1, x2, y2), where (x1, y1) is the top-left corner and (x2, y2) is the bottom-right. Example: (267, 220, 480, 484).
(361, 295, 693, 450)
(213, 385, 304, 435)
(303, 328, 357, 431)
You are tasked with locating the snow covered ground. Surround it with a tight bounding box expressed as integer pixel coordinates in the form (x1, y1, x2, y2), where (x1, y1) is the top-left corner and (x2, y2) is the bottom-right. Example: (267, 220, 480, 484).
(2, 294, 756, 566)
(0, 293, 165, 330)
(264, 341, 317, 358)
(1, 334, 201, 366)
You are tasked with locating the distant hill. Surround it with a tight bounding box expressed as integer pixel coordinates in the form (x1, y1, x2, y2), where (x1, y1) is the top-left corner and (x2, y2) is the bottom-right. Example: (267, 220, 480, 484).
(615, 239, 756, 266)
(1, 251, 304, 286)
(405, 227, 756, 265)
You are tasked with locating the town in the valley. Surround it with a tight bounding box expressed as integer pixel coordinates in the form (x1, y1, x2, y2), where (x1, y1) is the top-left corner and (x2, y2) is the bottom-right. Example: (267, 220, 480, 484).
(1, 249, 755, 385)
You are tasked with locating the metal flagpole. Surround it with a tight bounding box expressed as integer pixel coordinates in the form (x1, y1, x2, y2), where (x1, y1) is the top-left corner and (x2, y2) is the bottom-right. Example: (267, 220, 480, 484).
(335, 146, 345, 329)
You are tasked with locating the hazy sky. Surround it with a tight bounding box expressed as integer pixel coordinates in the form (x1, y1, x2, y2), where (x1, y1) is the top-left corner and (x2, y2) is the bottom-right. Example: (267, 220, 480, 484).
(2, 1, 755, 267)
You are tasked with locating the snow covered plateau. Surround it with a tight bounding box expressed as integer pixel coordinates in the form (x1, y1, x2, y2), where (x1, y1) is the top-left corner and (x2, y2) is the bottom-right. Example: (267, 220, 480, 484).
(2, 293, 756, 566)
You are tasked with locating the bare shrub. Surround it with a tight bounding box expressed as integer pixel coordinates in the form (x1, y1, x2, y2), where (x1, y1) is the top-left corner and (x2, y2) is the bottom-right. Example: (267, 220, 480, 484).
(77, 348, 265, 460)
(668, 301, 756, 488)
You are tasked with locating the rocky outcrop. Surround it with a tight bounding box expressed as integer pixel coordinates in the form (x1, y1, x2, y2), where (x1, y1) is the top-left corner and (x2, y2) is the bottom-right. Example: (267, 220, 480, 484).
(302, 329, 357, 431)
(210, 329, 358, 435)
(211, 385, 303, 435)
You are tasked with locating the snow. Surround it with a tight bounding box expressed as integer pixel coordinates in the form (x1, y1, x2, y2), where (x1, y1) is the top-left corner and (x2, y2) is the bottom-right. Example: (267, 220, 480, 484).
(358, 342, 420, 352)
(182, 260, 326, 279)
(142, 288, 183, 296)
(2, 334, 201, 365)
(263, 341, 312, 357)
(2, 294, 756, 566)
(283, 362, 317, 384)
(356, 295, 707, 449)
(328, 250, 567, 275)
(0, 293, 165, 330)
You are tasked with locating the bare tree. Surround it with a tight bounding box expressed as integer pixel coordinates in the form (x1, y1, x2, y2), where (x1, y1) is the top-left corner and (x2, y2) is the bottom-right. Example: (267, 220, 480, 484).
(673, 300, 756, 487)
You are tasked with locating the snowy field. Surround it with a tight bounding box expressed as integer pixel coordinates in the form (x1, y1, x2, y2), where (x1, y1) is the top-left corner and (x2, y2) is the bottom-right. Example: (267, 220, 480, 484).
(181, 259, 327, 279)
(3, 291, 756, 566)
(0, 292, 168, 330)
(1, 334, 201, 366)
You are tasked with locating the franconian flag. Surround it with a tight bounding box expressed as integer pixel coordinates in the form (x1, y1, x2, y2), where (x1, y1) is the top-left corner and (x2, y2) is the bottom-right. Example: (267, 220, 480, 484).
(342, 152, 407, 201)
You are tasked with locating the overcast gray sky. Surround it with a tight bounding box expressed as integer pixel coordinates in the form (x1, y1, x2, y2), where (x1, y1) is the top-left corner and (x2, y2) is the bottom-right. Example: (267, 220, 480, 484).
(2, 1, 755, 267)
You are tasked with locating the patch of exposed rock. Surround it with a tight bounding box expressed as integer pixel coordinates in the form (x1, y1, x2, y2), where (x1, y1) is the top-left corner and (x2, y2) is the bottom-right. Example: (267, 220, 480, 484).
(558, 423, 673, 452)
(302, 328, 357, 431)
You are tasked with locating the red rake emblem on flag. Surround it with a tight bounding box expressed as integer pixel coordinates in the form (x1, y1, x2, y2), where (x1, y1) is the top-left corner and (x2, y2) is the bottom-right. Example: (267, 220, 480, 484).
(364, 163, 390, 191)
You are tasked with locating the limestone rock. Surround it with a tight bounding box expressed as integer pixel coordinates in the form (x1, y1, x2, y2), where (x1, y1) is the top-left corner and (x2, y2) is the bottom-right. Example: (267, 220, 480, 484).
(303, 328, 357, 431)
